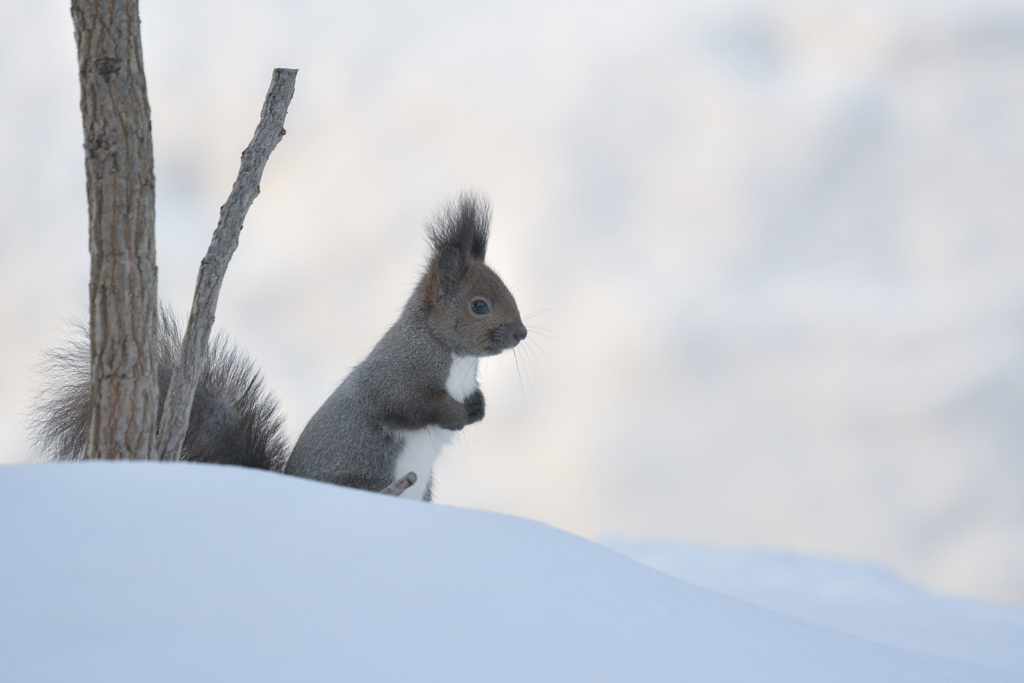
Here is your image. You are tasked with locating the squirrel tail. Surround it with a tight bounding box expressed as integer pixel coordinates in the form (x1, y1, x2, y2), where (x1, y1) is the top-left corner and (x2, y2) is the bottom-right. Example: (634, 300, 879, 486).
(31, 307, 290, 471)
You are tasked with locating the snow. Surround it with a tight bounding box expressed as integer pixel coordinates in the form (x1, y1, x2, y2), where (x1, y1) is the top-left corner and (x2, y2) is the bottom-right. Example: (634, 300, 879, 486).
(1, 463, 1021, 682)
(606, 540, 1024, 676)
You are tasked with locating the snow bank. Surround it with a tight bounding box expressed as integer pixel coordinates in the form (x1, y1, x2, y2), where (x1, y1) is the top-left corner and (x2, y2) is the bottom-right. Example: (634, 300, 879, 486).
(606, 540, 1024, 675)
(1, 462, 1019, 682)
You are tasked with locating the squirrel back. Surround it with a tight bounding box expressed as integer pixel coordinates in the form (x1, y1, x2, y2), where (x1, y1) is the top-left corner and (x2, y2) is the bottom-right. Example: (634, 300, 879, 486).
(285, 194, 527, 499)
(32, 308, 289, 471)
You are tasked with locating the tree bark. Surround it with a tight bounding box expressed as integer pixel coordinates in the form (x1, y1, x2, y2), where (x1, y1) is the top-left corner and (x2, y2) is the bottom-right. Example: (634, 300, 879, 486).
(72, 0, 159, 460)
(155, 68, 297, 461)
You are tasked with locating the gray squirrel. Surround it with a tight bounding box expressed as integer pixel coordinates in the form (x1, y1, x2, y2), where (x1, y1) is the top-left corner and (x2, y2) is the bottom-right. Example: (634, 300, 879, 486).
(32, 193, 527, 501)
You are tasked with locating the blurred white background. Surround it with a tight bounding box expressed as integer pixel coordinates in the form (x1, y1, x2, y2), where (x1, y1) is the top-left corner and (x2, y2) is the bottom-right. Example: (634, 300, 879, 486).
(2, 0, 1022, 606)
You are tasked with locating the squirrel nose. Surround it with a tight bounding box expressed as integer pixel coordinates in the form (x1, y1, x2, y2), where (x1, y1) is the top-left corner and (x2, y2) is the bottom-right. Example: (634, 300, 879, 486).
(512, 323, 528, 343)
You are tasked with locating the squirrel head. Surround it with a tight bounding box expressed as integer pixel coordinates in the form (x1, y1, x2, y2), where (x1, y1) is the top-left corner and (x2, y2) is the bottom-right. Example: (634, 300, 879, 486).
(419, 194, 527, 357)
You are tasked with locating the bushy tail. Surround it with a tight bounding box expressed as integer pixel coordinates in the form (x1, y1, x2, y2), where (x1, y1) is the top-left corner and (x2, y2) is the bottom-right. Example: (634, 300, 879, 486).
(31, 308, 290, 471)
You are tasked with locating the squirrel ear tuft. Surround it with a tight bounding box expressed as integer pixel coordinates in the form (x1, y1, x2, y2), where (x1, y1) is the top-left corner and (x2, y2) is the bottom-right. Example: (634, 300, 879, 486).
(426, 192, 491, 262)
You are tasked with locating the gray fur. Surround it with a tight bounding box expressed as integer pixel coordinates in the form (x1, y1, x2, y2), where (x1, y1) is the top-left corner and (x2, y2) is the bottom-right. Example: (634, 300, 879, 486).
(285, 308, 461, 494)
(31, 307, 289, 471)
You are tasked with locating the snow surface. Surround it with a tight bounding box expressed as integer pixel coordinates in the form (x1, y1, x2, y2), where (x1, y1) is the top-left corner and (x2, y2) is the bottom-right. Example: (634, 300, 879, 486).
(1, 463, 1021, 682)
(606, 540, 1024, 676)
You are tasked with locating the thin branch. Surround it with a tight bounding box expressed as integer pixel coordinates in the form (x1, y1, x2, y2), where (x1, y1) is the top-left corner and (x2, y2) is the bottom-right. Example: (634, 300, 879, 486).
(156, 68, 298, 461)
(380, 472, 418, 496)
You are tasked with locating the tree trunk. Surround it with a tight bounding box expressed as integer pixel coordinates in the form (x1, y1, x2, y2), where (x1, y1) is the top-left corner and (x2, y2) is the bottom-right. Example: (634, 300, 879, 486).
(71, 0, 159, 460)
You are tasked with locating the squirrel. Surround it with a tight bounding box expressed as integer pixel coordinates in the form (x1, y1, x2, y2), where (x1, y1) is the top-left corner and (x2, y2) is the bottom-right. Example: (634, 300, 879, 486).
(31, 193, 527, 501)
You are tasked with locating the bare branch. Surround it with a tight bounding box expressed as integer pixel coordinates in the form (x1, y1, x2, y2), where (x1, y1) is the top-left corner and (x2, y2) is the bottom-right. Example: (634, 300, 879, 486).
(156, 68, 298, 461)
(380, 472, 418, 496)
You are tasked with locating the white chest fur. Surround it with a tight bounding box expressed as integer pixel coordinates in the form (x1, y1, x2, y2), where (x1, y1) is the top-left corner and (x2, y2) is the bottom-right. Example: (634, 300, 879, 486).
(394, 354, 479, 500)
(444, 354, 480, 402)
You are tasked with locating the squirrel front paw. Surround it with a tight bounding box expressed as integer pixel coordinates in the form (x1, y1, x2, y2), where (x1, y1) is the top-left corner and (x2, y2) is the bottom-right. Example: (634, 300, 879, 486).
(464, 389, 485, 426)
(432, 389, 485, 431)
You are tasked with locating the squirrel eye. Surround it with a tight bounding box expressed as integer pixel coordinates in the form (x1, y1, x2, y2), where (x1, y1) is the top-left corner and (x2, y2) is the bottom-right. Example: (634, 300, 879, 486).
(471, 299, 490, 315)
